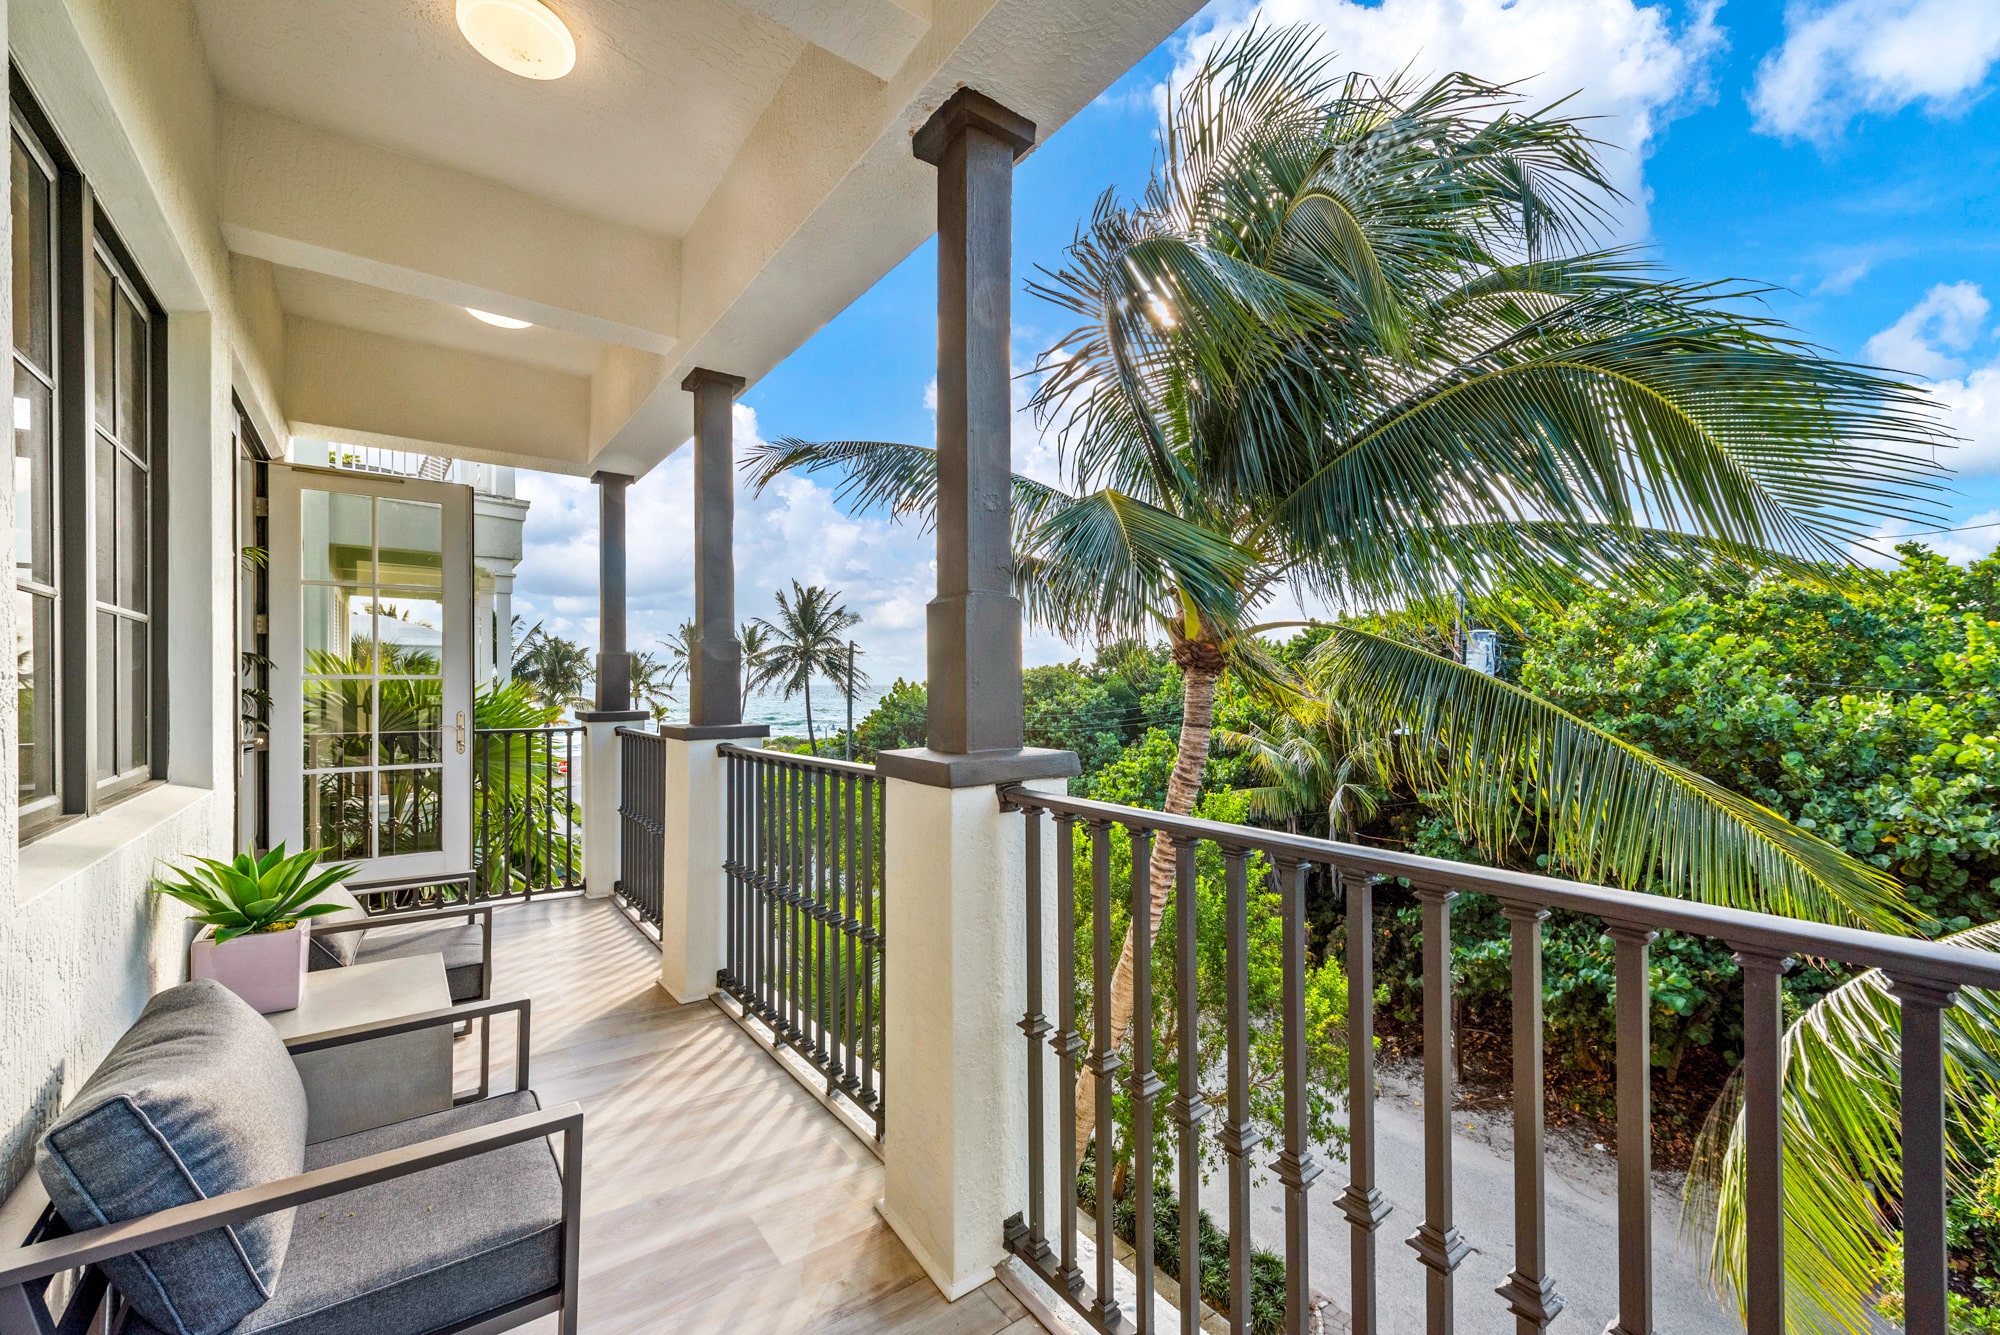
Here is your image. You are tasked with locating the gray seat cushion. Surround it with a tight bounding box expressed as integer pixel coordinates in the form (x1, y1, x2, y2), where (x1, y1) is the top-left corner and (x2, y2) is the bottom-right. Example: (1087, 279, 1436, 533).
(304, 886, 365, 970)
(351, 922, 487, 1003)
(37, 979, 309, 1335)
(122, 1092, 563, 1335)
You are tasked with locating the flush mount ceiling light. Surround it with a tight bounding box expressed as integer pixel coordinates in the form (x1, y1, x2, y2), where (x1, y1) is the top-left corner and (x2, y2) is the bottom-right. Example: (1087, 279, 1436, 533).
(456, 0, 576, 80)
(467, 308, 534, 329)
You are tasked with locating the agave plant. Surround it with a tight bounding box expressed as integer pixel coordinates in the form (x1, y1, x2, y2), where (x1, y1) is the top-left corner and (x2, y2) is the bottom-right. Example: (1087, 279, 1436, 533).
(151, 844, 356, 943)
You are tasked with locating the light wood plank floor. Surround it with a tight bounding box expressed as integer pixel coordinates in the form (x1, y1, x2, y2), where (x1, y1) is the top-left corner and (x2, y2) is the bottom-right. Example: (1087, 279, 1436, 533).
(462, 895, 1037, 1335)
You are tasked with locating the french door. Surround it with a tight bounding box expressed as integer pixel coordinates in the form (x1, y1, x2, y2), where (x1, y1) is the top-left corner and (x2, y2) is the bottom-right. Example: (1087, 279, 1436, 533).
(267, 464, 473, 881)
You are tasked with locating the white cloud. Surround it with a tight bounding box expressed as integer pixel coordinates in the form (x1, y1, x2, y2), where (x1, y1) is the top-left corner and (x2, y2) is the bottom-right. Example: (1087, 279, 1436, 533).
(1860, 509, 2000, 566)
(1864, 280, 1990, 378)
(1174, 0, 1725, 240)
(513, 404, 941, 688)
(1862, 282, 2000, 478)
(1751, 0, 2000, 143)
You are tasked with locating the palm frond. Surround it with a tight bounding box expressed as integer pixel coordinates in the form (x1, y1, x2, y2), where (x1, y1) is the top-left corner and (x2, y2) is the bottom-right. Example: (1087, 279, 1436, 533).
(1311, 626, 1917, 931)
(742, 437, 1073, 534)
(1685, 921, 2000, 1334)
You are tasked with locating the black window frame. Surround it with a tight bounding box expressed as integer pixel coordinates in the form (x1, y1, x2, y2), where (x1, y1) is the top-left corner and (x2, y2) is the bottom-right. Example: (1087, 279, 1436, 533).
(12, 72, 169, 836)
(12, 105, 61, 834)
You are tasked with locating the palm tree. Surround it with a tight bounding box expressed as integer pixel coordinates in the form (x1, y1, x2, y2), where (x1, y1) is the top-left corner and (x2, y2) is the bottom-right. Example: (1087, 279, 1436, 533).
(514, 630, 594, 713)
(749, 26, 1944, 1157)
(738, 621, 772, 713)
(1213, 688, 1388, 839)
(660, 621, 697, 697)
(749, 582, 866, 755)
(630, 649, 675, 723)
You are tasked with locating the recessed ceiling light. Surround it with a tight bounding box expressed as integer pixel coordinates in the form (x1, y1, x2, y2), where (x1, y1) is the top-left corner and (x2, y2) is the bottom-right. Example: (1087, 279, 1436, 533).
(467, 308, 534, 329)
(456, 0, 576, 81)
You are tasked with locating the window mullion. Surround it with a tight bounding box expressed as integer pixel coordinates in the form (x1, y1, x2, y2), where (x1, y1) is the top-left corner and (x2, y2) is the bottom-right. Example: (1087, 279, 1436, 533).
(55, 171, 96, 816)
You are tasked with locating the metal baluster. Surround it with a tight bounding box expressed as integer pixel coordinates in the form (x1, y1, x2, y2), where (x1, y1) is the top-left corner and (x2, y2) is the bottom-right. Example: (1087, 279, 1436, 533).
(1129, 829, 1161, 1332)
(1497, 903, 1562, 1333)
(873, 772, 886, 1131)
(542, 729, 553, 896)
(1220, 846, 1259, 1335)
(477, 732, 490, 898)
(1891, 974, 1959, 1335)
(1273, 860, 1320, 1335)
(1340, 869, 1390, 1335)
(1087, 820, 1125, 1331)
(1054, 813, 1085, 1298)
(1734, 947, 1792, 1335)
(1604, 923, 1658, 1335)
(817, 767, 832, 1073)
(843, 773, 860, 1096)
(1020, 806, 1055, 1269)
(1169, 838, 1204, 1335)
(762, 758, 776, 1024)
(861, 775, 881, 1126)
(503, 732, 516, 898)
(785, 762, 799, 1042)
(1408, 885, 1469, 1335)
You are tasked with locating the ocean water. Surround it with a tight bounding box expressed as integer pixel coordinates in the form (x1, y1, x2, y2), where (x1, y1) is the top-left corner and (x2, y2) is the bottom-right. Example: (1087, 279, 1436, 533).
(672, 686, 888, 738)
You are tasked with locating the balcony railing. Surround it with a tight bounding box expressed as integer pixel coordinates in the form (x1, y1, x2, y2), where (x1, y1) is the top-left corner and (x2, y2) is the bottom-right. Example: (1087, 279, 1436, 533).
(614, 727, 666, 932)
(472, 725, 583, 901)
(324, 444, 514, 498)
(719, 744, 886, 1140)
(997, 785, 2000, 1335)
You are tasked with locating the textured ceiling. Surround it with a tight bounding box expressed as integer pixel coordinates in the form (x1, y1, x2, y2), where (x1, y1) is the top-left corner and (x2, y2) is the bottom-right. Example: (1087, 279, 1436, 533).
(192, 0, 806, 236)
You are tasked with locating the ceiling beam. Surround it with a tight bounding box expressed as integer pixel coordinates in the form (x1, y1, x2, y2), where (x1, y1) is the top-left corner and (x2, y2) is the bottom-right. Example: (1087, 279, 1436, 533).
(222, 103, 681, 353)
(284, 316, 593, 471)
(727, 0, 930, 80)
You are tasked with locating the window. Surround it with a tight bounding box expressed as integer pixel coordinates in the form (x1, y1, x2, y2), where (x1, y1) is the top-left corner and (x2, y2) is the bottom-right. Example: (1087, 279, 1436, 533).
(92, 247, 151, 788)
(9, 80, 165, 834)
(12, 119, 57, 823)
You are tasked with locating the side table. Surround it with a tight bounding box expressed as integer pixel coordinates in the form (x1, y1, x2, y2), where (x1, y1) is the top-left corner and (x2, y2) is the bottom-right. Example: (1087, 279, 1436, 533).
(267, 953, 455, 1142)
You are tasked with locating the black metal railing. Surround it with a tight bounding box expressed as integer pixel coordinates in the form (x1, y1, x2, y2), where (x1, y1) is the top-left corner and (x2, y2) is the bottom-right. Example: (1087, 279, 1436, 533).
(997, 784, 2000, 1335)
(470, 725, 583, 901)
(615, 727, 665, 932)
(719, 744, 886, 1139)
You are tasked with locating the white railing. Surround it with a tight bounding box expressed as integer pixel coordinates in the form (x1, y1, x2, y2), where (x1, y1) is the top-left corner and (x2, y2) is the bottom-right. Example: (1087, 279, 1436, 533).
(323, 445, 514, 498)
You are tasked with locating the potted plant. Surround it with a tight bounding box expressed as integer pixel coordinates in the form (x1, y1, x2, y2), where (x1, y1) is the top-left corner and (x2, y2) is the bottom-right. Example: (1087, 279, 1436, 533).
(152, 844, 356, 1013)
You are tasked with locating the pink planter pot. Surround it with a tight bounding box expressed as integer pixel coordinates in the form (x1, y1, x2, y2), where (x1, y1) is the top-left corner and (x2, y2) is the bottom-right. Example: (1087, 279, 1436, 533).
(189, 921, 309, 1013)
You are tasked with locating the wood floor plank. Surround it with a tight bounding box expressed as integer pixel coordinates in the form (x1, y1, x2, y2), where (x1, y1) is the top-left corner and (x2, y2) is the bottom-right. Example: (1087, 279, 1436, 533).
(462, 895, 1036, 1334)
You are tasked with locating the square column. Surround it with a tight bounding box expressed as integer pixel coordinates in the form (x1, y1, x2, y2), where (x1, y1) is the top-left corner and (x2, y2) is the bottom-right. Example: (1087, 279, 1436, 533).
(591, 470, 634, 712)
(656, 722, 767, 1002)
(682, 369, 748, 727)
(880, 774, 1066, 1298)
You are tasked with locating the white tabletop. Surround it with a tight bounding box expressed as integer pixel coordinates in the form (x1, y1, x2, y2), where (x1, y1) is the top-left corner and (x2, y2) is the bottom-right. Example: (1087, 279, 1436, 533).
(264, 953, 451, 1041)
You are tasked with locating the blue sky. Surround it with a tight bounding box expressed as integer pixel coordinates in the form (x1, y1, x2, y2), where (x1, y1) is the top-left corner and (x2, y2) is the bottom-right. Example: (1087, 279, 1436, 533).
(514, 0, 2000, 703)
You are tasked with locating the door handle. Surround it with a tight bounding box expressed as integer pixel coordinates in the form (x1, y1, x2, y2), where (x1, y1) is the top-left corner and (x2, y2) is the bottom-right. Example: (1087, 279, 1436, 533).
(455, 711, 467, 754)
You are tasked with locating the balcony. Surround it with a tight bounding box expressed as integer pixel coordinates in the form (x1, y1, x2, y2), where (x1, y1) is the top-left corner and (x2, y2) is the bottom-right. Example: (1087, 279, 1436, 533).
(450, 894, 1037, 1335)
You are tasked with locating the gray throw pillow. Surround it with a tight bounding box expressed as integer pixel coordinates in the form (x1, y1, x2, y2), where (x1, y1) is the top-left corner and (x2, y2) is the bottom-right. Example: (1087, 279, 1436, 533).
(37, 979, 309, 1335)
(306, 883, 366, 969)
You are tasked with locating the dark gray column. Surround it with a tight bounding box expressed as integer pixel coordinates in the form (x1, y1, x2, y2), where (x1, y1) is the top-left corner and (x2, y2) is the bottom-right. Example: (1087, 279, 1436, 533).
(592, 470, 633, 712)
(917, 89, 1032, 756)
(683, 369, 747, 727)
(876, 90, 1075, 789)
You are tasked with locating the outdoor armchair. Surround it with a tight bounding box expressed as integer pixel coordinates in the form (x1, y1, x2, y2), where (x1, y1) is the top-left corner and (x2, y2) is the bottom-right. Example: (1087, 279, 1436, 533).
(0, 980, 581, 1335)
(309, 871, 492, 1006)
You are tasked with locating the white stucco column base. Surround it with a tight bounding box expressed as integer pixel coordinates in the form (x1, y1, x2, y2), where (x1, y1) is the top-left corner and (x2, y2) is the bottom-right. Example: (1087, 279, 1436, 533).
(578, 715, 643, 900)
(657, 729, 765, 1003)
(879, 774, 1066, 1301)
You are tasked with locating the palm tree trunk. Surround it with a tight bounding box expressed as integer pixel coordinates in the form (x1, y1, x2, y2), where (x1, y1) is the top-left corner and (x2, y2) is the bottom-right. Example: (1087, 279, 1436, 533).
(1073, 654, 1221, 1166)
(804, 680, 818, 756)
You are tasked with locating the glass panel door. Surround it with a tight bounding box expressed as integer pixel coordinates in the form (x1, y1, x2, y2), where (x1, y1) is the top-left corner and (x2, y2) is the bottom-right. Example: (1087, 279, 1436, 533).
(267, 464, 472, 880)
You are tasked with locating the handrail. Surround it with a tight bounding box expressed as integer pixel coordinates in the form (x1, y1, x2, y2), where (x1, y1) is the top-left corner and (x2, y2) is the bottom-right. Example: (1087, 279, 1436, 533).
(999, 784, 2000, 990)
(994, 781, 1985, 1334)
(717, 742, 877, 778)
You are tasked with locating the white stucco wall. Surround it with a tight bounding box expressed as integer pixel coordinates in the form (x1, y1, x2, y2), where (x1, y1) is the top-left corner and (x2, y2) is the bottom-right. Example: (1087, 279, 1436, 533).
(0, 0, 279, 1193)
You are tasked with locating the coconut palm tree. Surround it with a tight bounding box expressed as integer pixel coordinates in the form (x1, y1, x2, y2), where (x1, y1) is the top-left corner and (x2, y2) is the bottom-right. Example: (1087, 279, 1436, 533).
(739, 621, 772, 713)
(748, 26, 1945, 1156)
(1213, 687, 1389, 839)
(630, 649, 676, 723)
(749, 582, 867, 755)
(514, 629, 594, 713)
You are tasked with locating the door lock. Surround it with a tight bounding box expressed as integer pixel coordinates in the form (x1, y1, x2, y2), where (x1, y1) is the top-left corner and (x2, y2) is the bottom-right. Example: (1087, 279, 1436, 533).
(455, 711, 467, 754)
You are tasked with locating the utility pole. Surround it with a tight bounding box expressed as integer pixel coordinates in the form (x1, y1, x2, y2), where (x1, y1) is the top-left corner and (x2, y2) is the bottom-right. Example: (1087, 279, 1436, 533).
(844, 639, 857, 761)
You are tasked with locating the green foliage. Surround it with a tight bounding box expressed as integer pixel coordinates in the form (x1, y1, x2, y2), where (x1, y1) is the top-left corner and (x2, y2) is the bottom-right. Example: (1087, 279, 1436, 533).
(1075, 787, 1350, 1181)
(472, 679, 580, 896)
(152, 844, 354, 943)
(1076, 1143, 1287, 1334)
(1872, 1097, 2000, 1331)
(852, 679, 928, 762)
(1514, 545, 2000, 931)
